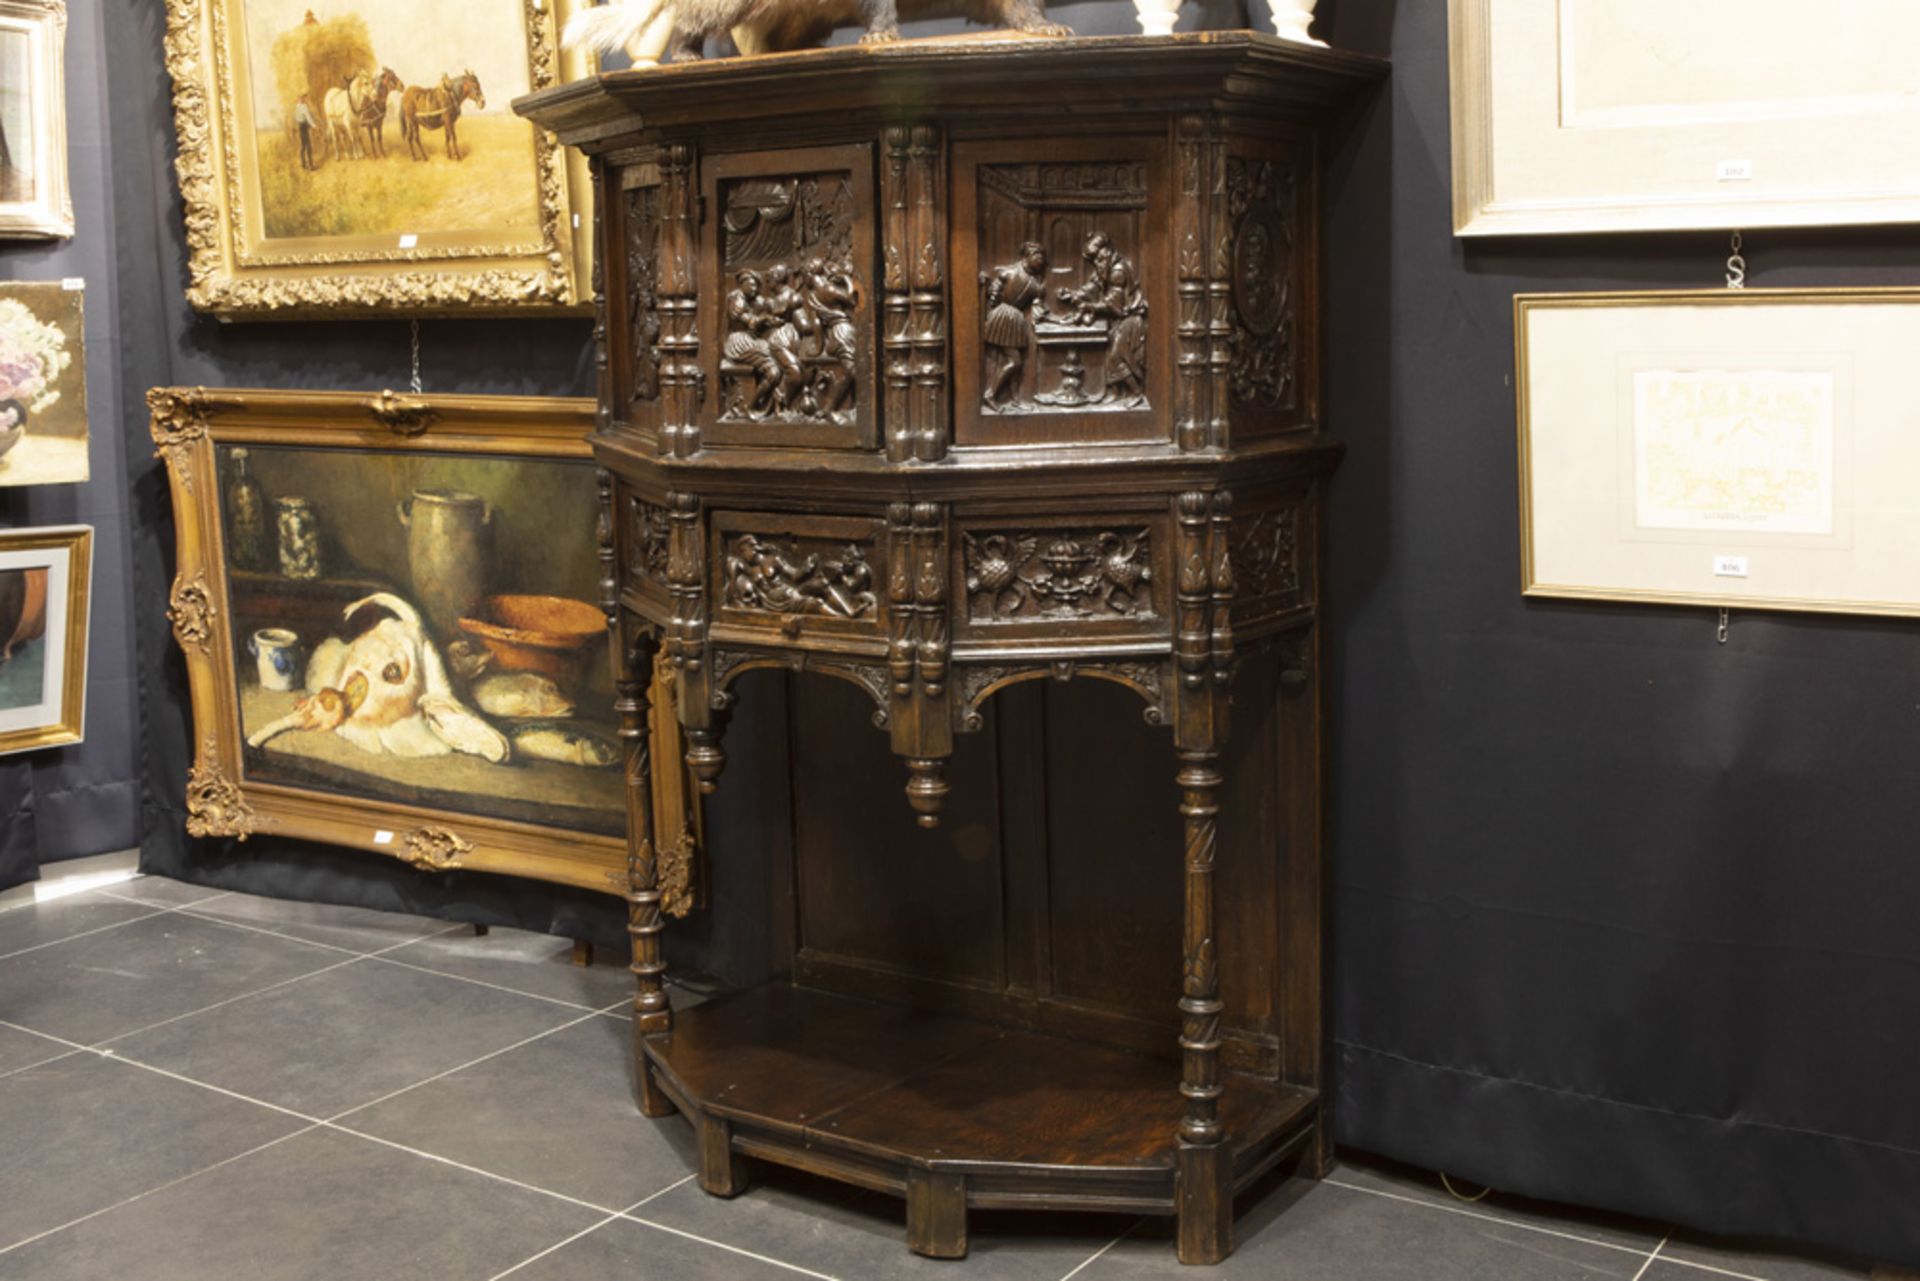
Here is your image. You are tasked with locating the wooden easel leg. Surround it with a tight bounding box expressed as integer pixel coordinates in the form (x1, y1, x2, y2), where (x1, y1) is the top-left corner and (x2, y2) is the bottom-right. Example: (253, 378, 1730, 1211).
(1177, 1142, 1234, 1265)
(620, 629, 676, 1116)
(697, 1113, 749, 1198)
(905, 1169, 968, 1259)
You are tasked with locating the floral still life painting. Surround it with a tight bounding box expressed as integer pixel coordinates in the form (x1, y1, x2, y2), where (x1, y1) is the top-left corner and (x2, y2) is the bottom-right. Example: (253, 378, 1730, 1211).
(0, 282, 88, 487)
(164, 0, 592, 317)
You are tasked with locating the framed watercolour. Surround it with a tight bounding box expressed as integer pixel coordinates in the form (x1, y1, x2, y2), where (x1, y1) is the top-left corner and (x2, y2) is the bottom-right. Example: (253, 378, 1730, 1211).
(0, 280, 88, 487)
(150, 388, 699, 900)
(1518, 288, 1920, 618)
(0, 525, 89, 755)
(1451, 0, 1920, 236)
(0, 0, 70, 239)
(162, 0, 593, 318)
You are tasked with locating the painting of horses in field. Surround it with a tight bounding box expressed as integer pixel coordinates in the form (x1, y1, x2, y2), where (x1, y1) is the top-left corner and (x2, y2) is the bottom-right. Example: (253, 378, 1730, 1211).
(241, 0, 540, 242)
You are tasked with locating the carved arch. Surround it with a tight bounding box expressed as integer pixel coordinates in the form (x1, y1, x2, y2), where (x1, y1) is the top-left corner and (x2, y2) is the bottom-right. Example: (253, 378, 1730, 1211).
(709, 648, 891, 729)
(956, 659, 1167, 733)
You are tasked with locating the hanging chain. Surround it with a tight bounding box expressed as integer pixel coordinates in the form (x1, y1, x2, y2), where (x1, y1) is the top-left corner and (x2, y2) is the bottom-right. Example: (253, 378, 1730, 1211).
(1717, 607, 1730, 645)
(409, 319, 423, 394)
(1725, 231, 1746, 290)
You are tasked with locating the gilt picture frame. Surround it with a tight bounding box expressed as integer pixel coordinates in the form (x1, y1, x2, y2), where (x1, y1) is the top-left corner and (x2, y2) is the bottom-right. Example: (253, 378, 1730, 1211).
(0, 0, 72, 240)
(1450, 0, 1920, 236)
(151, 388, 698, 900)
(0, 524, 89, 755)
(1518, 288, 1920, 618)
(161, 0, 593, 317)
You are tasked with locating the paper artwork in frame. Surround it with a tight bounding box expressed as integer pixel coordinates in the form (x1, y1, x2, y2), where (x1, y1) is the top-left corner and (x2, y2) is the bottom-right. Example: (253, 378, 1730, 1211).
(162, 0, 594, 318)
(0, 525, 90, 756)
(150, 388, 699, 901)
(1516, 288, 1920, 618)
(1451, 0, 1920, 235)
(0, 280, 88, 487)
(0, 0, 70, 239)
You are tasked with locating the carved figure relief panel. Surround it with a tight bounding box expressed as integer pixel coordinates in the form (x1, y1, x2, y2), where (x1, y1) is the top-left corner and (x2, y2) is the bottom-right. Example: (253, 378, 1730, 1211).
(711, 511, 886, 640)
(953, 141, 1172, 448)
(1225, 157, 1299, 415)
(626, 181, 664, 408)
(957, 518, 1167, 635)
(703, 145, 877, 452)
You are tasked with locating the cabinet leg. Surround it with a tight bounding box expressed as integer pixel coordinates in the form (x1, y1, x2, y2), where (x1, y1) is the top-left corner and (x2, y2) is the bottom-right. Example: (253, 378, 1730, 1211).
(634, 1037, 675, 1119)
(906, 1169, 968, 1259)
(621, 632, 675, 1108)
(1177, 1142, 1234, 1265)
(697, 1113, 749, 1198)
(1300, 1110, 1335, 1180)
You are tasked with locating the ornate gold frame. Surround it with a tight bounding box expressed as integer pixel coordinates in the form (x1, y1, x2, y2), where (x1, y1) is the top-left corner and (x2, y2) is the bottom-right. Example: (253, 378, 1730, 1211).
(151, 388, 699, 901)
(0, 0, 72, 240)
(0, 525, 89, 754)
(161, 0, 593, 317)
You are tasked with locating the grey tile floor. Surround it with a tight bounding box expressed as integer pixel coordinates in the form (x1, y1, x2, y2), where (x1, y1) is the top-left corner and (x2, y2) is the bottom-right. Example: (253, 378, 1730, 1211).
(0, 875, 1887, 1280)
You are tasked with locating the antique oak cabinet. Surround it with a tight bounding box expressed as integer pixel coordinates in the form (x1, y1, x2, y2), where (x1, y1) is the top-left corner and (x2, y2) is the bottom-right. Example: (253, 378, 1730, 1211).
(519, 32, 1383, 1265)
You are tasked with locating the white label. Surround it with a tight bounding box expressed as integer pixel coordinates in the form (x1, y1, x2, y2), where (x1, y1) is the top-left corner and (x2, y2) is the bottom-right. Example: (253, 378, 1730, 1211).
(373, 829, 395, 845)
(1713, 555, 1750, 578)
(1717, 159, 1754, 182)
(60, 277, 84, 291)
(398, 234, 419, 249)
(572, 213, 581, 230)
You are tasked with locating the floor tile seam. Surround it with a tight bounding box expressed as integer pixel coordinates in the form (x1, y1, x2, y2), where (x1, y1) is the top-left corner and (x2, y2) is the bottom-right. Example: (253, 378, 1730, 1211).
(1057, 1217, 1144, 1281)
(616, 1213, 847, 1281)
(624, 1173, 698, 1212)
(1652, 1253, 1776, 1281)
(1321, 1177, 1656, 1258)
(0, 1017, 91, 1052)
(88, 1045, 330, 1124)
(323, 1006, 610, 1124)
(486, 1212, 627, 1281)
(0, 1122, 323, 1259)
(87, 953, 372, 1050)
(323, 1121, 626, 1218)
(100, 887, 236, 909)
(169, 907, 375, 958)
(0, 1046, 86, 1081)
(361, 951, 618, 1013)
(1631, 1235, 1672, 1281)
(0, 906, 176, 962)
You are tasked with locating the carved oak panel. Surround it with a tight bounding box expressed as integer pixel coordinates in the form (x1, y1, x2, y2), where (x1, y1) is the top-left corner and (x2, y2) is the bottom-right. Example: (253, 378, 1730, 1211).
(627, 182, 664, 407)
(703, 145, 878, 452)
(953, 514, 1170, 640)
(953, 140, 1172, 448)
(710, 510, 887, 642)
(1225, 157, 1298, 414)
(626, 493, 672, 595)
(1228, 494, 1312, 626)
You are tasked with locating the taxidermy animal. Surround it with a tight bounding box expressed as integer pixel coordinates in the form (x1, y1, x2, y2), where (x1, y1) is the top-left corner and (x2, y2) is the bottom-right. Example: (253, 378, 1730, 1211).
(565, 0, 1070, 66)
(510, 722, 620, 768)
(246, 593, 510, 764)
(472, 672, 575, 720)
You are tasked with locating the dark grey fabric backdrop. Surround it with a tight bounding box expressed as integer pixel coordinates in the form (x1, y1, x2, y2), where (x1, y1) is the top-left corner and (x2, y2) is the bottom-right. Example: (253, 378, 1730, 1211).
(88, 0, 1920, 1267)
(0, 0, 144, 891)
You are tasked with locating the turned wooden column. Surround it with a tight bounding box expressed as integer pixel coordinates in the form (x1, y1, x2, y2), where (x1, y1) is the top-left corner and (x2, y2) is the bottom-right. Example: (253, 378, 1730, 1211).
(618, 629, 674, 1117)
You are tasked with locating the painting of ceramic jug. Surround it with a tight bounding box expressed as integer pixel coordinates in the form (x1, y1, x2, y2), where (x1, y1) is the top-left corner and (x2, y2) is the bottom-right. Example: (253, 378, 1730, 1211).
(397, 488, 491, 637)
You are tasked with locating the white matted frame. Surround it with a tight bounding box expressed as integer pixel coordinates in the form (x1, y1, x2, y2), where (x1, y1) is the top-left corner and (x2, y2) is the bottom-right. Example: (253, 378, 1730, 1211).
(0, 0, 72, 240)
(0, 525, 90, 754)
(1451, 0, 1920, 236)
(1517, 288, 1920, 617)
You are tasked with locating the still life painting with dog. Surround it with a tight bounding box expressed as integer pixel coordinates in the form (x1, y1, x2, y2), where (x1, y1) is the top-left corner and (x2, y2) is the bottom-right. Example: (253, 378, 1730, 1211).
(215, 441, 620, 837)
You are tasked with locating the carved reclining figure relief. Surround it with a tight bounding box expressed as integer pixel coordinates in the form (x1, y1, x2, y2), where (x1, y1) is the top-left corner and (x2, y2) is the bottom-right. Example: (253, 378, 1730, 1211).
(565, 0, 1070, 66)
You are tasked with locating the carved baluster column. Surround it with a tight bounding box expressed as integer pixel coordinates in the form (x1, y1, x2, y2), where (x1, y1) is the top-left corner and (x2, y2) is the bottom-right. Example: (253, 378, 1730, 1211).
(590, 155, 611, 435)
(657, 143, 702, 458)
(1173, 488, 1232, 1263)
(666, 491, 721, 790)
(1174, 116, 1213, 453)
(882, 128, 915, 463)
(889, 502, 951, 826)
(1204, 121, 1233, 450)
(619, 628, 675, 1117)
(907, 126, 948, 462)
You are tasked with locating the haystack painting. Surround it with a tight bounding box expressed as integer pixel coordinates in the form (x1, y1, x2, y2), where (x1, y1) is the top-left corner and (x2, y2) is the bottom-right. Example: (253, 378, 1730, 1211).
(0, 28, 32, 206)
(0, 282, 88, 488)
(0, 0, 72, 239)
(241, 0, 537, 242)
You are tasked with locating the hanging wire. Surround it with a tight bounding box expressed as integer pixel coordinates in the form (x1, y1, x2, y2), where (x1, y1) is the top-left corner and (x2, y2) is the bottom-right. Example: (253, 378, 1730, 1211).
(1717, 608, 1730, 645)
(1725, 231, 1746, 290)
(1439, 1172, 1493, 1204)
(409, 319, 424, 394)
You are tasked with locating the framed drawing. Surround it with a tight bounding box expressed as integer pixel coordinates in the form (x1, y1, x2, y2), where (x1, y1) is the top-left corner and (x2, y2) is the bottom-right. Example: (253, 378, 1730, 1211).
(1451, 0, 1920, 236)
(150, 388, 699, 901)
(0, 0, 70, 240)
(0, 280, 88, 487)
(162, 0, 593, 317)
(0, 525, 89, 755)
(1518, 288, 1920, 617)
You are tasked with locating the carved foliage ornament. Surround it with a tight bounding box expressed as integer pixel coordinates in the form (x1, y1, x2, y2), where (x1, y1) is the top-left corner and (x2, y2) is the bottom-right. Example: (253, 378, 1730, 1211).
(184, 739, 265, 840)
(401, 826, 473, 873)
(368, 391, 439, 437)
(1231, 504, 1302, 605)
(660, 823, 695, 918)
(963, 529, 1153, 622)
(723, 534, 877, 620)
(718, 173, 862, 426)
(630, 498, 671, 587)
(627, 184, 663, 404)
(1226, 158, 1298, 410)
(147, 386, 235, 494)
(168, 572, 216, 654)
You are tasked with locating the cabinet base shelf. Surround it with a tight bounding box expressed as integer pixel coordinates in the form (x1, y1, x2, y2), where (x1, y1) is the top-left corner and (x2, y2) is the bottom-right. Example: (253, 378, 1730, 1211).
(641, 984, 1320, 1257)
